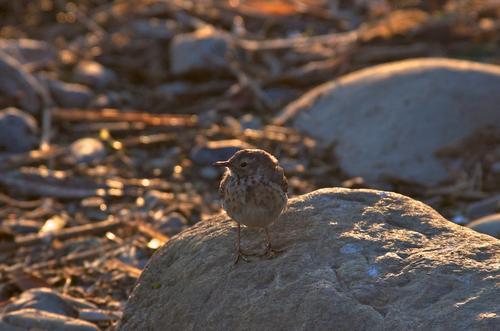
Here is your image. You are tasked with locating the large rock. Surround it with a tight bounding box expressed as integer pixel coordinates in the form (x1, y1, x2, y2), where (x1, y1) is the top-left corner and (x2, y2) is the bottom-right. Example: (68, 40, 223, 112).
(119, 188, 499, 330)
(274, 58, 500, 186)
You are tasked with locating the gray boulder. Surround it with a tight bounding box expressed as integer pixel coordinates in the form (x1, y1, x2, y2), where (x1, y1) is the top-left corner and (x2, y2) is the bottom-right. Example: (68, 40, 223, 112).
(275, 58, 500, 186)
(119, 188, 499, 330)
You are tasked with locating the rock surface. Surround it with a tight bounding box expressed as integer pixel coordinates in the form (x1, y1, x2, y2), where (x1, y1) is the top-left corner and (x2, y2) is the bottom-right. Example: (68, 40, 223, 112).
(274, 58, 500, 186)
(119, 188, 500, 330)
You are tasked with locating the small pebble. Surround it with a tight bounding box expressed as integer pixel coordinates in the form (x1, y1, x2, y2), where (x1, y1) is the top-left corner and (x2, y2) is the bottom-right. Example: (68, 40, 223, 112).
(74, 60, 116, 89)
(46, 78, 94, 108)
(69, 137, 106, 165)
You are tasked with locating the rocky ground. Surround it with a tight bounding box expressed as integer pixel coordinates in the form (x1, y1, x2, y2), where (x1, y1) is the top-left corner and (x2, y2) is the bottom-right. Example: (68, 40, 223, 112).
(0, 0, 499, 329)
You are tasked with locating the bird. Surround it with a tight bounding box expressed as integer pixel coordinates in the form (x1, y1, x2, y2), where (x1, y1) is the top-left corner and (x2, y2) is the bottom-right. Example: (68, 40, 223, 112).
(214, 149, 288, 263)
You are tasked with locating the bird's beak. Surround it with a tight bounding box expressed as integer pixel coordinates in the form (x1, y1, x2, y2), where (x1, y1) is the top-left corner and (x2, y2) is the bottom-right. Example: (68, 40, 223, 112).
(213, 160, 230, 167)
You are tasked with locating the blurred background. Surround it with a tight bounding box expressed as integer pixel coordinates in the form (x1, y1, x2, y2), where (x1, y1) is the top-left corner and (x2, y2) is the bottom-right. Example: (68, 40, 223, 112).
(0, 0, 499, 329)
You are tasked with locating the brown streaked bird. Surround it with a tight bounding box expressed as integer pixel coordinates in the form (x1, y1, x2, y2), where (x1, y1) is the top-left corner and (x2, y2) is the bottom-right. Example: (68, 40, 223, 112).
(214, 149, 288, 263)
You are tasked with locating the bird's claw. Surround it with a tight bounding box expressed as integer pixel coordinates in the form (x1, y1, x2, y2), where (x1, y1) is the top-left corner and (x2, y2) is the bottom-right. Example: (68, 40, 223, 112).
(234, 249, 252, 264)
(260, 244, 283, 257)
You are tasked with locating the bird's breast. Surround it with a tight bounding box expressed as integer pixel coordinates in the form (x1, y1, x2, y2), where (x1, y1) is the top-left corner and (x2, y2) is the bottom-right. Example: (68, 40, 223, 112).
(222, 175, 287, 228)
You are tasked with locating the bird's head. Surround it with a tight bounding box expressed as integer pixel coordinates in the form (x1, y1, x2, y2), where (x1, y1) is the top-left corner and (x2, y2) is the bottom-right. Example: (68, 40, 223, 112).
(213, 149, 278, 177)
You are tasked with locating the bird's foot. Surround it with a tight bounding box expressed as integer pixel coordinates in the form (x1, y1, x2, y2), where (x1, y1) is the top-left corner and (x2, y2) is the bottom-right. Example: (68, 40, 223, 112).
(234, 249, 256, 264)
(260, 244, 283, 258)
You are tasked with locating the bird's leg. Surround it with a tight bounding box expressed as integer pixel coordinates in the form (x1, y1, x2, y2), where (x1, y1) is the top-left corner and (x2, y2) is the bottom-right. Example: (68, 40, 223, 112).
(263, 227, 283, 256)
(234, 223, 250, 264)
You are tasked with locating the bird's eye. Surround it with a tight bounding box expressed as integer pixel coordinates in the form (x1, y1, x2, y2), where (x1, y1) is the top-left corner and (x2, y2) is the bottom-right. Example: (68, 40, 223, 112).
(240, 162, 247, 168)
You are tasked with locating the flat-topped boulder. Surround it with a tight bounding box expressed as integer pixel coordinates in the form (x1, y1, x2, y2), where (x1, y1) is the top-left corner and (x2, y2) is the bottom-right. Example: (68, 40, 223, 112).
(274, 58, 500, 186)
(119, 188, 499, 330)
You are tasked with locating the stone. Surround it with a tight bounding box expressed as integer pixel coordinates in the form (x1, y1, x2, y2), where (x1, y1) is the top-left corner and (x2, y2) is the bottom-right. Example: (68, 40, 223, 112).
(0, 38, 57, 67)
(3, 287, 78, 317)
(68, 137, 106, 164)
(0, 107, 38, 153)
(239, 114, 262, 130)
(170, 26, 229, 75)
(46, 78, 94, 108)
(190, 139, 254, 166)
(154, 81, 191, 102)
(130, 19, 177, 40)
(3, 219, 40, 234)
(0, 53, 43, 114)
(466, 195, 500, 220)
(74, 60, 117, 89)
(1, 308, 98, 331)
(119, 188, 500, 330)
(275, 58, 500, 186)
(78, 308, 121, 323)
(467, 213, 500, 239)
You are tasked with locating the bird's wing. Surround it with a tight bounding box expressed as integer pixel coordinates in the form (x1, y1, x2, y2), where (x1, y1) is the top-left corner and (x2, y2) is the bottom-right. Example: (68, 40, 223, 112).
(273, 166, 288, 193)
(219, 170, 230, 199)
